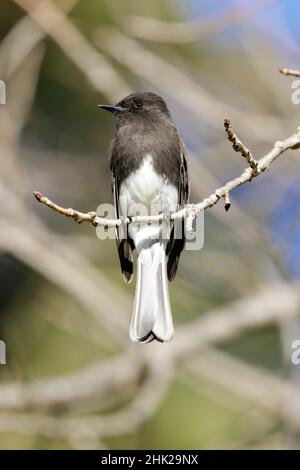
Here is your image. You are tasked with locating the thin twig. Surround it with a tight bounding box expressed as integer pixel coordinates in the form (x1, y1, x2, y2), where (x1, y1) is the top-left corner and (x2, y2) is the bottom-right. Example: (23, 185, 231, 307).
(34, 125, 300, 227)
(224, 118, 259, 175)
(33, 191, 99, 225)
(224, 192, 231, 212)
(280, 68, 300, 78)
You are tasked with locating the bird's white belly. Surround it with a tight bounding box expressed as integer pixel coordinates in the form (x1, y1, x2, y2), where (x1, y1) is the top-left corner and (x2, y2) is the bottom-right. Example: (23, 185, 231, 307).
(119, 155, 178, 249)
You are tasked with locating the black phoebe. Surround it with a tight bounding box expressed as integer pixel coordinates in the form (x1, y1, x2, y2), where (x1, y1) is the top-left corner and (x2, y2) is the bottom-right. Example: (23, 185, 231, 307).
(98, 92, 189, 343)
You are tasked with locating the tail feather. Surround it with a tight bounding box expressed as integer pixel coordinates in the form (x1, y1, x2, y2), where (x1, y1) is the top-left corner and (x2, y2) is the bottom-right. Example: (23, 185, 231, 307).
(130, 243, 174, 343)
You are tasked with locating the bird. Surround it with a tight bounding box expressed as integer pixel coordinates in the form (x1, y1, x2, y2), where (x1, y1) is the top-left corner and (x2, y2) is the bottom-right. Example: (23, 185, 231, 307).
(98, 92, 189, 343)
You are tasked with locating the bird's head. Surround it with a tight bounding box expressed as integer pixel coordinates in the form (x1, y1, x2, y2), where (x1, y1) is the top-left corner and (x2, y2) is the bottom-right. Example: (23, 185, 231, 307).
(98, 92, 171, 128)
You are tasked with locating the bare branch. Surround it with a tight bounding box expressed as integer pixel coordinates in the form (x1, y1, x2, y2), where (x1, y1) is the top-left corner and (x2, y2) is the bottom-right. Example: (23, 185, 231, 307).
(33, 191, 99, 225)
(224, 118, 259, 175)
(224, 191, 231, 212)
(34, 126, 300, 227)
(280, 68, 300, 78)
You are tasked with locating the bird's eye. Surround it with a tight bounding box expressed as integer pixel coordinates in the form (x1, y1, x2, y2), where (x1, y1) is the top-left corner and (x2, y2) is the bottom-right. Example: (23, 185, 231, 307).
(132, 100, 143, 110)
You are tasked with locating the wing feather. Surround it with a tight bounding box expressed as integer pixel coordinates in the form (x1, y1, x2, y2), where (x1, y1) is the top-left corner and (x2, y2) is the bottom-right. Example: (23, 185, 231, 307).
(112, 172, 134, 283)
(166, 137, 190, 281)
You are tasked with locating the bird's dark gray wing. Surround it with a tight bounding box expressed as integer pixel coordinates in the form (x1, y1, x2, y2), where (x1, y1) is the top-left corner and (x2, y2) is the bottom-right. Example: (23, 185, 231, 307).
(112, 172, 134, 284)
(166, 138, 190, 281)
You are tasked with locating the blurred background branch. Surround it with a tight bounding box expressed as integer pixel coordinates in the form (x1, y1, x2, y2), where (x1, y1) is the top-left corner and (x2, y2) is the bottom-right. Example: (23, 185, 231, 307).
(120, 0, 277, 44)
(0, 0, 300, 450)
(280, 68, 300, 77)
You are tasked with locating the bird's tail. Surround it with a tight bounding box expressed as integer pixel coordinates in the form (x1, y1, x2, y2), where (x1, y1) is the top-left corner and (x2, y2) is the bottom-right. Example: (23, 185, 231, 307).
(130, 242, 173, 343)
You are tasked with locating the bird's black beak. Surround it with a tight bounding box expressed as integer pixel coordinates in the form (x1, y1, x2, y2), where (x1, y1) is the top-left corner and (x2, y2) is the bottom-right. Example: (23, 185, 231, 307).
(97, 104, 125, 113)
